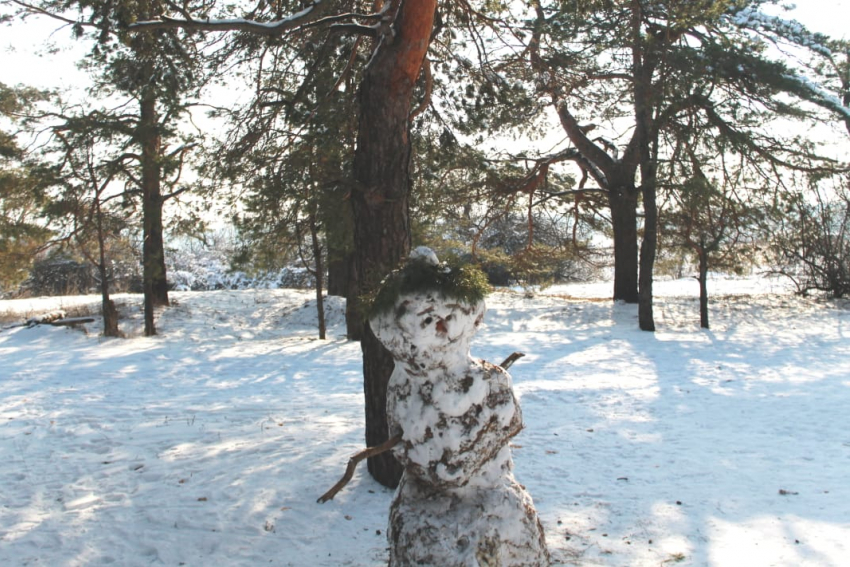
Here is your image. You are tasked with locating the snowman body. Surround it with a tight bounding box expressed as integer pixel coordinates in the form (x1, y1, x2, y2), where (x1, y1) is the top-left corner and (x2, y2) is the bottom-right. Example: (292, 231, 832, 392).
(371, 277, 549, 566)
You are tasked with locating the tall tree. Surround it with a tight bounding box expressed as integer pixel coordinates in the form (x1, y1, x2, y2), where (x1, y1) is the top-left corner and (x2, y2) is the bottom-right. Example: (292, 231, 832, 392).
(351, 0, 437, 486)
(10, 0, 211, 335)
(0, 82, 52, 293)
(135, 0, 438, 487)
(523, 0, 848, 330)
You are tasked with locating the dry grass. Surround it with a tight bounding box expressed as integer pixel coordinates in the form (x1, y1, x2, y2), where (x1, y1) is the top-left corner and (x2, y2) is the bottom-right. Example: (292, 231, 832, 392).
(0, 309, 20, 326)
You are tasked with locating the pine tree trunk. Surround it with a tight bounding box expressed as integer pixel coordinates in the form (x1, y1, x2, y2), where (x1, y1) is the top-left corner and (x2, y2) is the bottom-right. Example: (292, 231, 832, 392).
(350, 0, 437, 488)
(638, 180, 657, 332)
(609, 187, 639, 303)
(637, 155, 658, 331)
(698, 248, 710, 329)
(309, 214, 327, 340)
(140, 94, 169, 337)
(95, 201, 120, 338)
(102, 295, 121, 338)
(327, 249, 352, 298)
(631, 1, 658, 331)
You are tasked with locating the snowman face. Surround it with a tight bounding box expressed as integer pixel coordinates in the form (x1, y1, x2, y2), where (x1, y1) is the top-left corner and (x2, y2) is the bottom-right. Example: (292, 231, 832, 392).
(371, 293, 485, 365)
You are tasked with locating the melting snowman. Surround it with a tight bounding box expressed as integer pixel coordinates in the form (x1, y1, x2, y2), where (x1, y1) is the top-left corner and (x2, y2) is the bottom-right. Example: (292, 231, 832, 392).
(369, 247, 549, 567)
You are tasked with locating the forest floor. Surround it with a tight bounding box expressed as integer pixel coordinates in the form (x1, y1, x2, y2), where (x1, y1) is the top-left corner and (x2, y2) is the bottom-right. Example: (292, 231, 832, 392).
(1, 276, 849, 566)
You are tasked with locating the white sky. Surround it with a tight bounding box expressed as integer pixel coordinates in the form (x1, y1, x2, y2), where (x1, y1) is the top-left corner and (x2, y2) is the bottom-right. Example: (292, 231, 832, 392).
(2, 1, 848, 91)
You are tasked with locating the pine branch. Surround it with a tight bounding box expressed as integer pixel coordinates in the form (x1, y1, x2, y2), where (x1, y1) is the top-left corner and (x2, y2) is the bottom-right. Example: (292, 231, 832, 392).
(130, 0, 331, 35)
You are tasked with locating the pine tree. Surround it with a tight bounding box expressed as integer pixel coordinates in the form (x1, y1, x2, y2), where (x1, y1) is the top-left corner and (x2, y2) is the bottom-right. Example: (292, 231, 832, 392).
(10, 0, 212, 335)
(132, 0, 438, 487)
(0, 82, 52, 293)
(519, 0, 848, 329)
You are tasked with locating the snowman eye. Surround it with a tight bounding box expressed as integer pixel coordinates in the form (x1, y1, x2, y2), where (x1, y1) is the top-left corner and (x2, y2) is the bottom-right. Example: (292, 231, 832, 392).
(423, 316, 433, 325)
(445, 314, 454, 321)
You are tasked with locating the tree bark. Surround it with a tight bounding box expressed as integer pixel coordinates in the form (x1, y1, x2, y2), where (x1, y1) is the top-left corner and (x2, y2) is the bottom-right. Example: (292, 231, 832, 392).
(632, 0, 657, 331)
(637, 151, 658, 332)
(698, 247, 710, 329)
(327, 248, 352, 297)
(638, 181, 657, 331)
(140, 94, 169, 336)
(350, 0, 437, 488)
(94, 200, 120, 338)
(309, 213, 327, 340)
(609, 186, 640, 303)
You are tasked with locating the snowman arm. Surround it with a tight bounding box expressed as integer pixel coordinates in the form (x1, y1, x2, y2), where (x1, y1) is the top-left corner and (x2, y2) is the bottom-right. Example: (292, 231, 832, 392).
(499, 351, 525, 370)
(317, 433, 404, 503)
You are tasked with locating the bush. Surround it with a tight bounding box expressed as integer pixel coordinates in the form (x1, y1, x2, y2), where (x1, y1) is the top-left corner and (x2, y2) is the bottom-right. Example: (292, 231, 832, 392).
(770, 178, 850, 298)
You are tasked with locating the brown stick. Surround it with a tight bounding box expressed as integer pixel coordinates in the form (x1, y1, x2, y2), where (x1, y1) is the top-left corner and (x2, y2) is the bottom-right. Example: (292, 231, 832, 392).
(499, 352, 525, 370)
(317, 433, 404, 503)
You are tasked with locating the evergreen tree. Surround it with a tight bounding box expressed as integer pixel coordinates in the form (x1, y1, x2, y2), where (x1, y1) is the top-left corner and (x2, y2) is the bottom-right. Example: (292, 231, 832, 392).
(133, 0, 437, 487)
(659, 134, 763, 328)
(0, 82, 52, 293)
(9, 0, 213, 335)
(519, 0, 848, 329)
(31, 105, 134, 336)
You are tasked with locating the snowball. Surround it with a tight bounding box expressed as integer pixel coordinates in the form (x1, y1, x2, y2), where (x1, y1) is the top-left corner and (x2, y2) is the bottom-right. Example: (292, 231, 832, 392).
(409, 246, 440, 266)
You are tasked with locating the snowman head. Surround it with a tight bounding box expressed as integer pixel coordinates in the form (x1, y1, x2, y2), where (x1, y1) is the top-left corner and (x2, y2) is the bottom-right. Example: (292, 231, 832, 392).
(369, 248, 489, 369)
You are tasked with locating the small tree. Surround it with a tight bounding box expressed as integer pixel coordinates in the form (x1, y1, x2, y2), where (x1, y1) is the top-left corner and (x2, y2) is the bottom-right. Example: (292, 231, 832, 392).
(662, 172, 759, 328)
(35, 110, 133, 336)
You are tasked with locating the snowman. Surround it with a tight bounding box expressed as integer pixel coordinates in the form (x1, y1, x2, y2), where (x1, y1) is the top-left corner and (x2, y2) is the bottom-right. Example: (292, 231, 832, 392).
(369, 247, 549, 567)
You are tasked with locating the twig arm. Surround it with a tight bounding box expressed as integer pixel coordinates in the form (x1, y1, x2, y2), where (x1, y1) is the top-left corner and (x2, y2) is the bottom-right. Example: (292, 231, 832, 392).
(499, 352, 525, 370)
(317, 433, 403, 503)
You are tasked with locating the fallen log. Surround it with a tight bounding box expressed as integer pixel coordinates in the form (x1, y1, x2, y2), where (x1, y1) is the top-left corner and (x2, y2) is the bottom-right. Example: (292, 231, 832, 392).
(48, 317, 96, 327)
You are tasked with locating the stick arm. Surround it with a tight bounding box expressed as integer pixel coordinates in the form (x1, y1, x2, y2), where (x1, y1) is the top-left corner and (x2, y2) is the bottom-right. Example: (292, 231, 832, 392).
(317, 433, 403, 503)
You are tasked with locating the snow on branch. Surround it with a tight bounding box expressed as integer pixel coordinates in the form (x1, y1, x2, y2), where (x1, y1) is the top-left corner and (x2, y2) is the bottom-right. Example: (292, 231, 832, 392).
(785, 72, 850, 121)
(130, 0, 384, 35)
(728, 6, 834, 58)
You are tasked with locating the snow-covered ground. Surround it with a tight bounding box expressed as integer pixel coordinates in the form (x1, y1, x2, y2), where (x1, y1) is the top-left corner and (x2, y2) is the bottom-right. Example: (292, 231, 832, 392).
(1, 276, 849, 566)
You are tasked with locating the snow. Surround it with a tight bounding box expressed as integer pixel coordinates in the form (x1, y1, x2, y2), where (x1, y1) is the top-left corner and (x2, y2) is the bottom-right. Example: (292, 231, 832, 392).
(1, 276, 849, 566)
(134, 1, 319, 31)
(784, 73, 850, 121)
(730, 6, 827, 54)
(409, 246, 440, 267)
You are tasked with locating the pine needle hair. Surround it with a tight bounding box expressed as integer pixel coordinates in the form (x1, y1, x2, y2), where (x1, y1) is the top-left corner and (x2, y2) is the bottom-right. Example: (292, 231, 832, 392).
(368, 255, 491, 318)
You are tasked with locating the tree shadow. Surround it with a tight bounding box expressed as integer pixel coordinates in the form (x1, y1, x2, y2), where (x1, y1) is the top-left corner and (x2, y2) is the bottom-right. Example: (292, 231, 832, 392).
(499, 294, 850, 566)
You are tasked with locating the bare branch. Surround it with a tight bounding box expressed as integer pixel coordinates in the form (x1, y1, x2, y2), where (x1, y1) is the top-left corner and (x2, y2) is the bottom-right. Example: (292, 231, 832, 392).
(9, 0, 92, 29)
(130, 0, 332, 36)
(317, 433, 403, 503)
(328, 23, 378, 37)
(409, 55, 433, 120)
(498, 352, 525, 370)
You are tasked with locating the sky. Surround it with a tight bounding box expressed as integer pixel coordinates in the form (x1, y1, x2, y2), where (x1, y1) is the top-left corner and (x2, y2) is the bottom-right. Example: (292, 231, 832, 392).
(2, 1, 848, 92)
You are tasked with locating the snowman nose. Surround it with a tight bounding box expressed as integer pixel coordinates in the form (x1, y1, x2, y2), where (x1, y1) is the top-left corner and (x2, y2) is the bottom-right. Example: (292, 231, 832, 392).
(435, 318, 448, 335)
